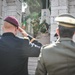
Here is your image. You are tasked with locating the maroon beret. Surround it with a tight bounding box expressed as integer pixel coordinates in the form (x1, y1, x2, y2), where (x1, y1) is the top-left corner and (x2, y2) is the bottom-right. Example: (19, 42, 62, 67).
(4, 16, 19, 28)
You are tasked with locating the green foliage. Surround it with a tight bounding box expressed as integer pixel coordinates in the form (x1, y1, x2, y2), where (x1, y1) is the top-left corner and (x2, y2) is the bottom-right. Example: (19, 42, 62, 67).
(31, 19, 47, 37)
(25, 12, 41, 21)
(31, 19, 40, 37)
(30, 12, 39, 19)
(23, 0, 50, 36)
(39, 22, 47, 33)
(23, 0, 42, 13)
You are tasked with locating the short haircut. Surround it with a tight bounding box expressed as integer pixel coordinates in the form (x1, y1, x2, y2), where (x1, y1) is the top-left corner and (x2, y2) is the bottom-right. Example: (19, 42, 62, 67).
(58, 25, 75, 38)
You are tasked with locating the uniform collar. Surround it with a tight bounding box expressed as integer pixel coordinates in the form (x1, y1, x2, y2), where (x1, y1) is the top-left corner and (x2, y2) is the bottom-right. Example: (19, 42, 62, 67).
(56, 37, 72, 42)
(2, 32, 15, 37)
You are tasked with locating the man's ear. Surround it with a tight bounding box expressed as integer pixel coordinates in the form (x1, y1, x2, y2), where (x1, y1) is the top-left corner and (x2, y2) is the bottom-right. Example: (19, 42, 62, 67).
(56, 28, 59, 36)
(15, 27, 18, 32)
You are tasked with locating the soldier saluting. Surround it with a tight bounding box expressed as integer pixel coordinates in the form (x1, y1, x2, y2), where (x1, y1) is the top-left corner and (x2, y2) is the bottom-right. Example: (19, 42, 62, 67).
(0, 16, 42, 75)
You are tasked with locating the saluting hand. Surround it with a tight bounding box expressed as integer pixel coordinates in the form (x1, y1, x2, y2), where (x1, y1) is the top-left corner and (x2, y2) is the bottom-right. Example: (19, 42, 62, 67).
(18, 27, 28, 37)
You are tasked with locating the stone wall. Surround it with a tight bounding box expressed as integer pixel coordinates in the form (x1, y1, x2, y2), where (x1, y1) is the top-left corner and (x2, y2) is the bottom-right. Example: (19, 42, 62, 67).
(0, 0, 2, 17)
(50, 0, 75, 42)
(0, 0, 22, 34)
(68, 0, 75, 16)
(68, 0, 75, 41)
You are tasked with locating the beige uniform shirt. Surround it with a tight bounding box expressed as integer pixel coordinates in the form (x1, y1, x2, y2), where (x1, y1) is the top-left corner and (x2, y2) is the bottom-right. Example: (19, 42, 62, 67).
(35, 38, 75, 75)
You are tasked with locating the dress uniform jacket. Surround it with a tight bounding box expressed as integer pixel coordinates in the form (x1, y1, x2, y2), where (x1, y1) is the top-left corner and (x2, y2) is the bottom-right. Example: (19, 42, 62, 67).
(0, 32, 42, 75)
(35, 37, 75, 75)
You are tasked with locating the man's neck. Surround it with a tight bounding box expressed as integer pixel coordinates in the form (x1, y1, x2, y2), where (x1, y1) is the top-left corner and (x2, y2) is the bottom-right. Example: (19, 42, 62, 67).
(4, 31, 15, 35)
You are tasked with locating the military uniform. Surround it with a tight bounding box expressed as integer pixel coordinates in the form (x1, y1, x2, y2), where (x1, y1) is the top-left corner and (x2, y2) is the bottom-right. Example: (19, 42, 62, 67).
(35, 38, 75, 75)
(0, 32, 42, 75)
(0, 16, 42, 75)
(35, 14, 75, 75)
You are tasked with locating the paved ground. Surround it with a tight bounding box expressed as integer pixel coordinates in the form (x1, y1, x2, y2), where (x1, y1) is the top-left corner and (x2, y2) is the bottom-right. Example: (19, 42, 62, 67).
(36, 32, 50, 45)
(28, 33, 50, 75)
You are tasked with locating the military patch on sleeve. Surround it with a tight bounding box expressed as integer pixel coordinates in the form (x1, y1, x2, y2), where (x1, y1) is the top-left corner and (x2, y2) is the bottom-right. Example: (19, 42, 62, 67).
(24, 37, 29, 40)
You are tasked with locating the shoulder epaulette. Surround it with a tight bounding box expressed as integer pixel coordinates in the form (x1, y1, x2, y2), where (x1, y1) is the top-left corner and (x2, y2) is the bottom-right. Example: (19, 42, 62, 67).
(24, 37, 29, 40)
(42, 44, 49, 49)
